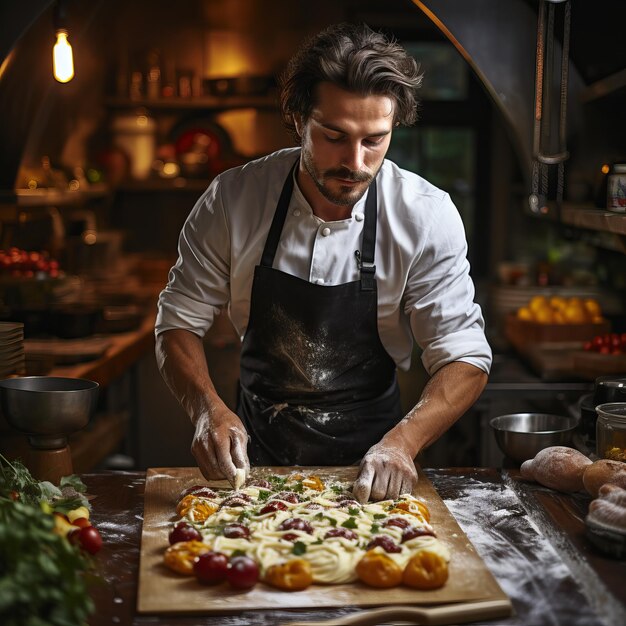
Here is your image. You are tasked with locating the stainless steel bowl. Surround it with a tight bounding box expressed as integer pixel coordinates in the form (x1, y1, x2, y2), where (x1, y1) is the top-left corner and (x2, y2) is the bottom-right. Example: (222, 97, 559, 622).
(0, 376, 99, 449)
(489, 413, 579, 464)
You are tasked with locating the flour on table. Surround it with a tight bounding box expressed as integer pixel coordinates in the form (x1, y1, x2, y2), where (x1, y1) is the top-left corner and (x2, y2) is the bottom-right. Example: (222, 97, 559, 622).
(430, 472, 602, 626)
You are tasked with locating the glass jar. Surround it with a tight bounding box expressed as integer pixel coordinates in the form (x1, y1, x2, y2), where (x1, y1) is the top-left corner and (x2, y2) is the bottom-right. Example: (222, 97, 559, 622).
(607, 163, 626, 212)
(596, 403, 626, 461)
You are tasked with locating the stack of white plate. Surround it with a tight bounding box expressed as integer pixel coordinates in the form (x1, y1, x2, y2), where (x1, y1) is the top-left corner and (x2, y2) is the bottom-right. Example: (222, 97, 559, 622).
(0, 322, 25, 378)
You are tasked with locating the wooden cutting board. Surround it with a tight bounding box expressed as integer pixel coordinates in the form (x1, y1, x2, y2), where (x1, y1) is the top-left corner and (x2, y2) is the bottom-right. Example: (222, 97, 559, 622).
(137, 467, 512, 621)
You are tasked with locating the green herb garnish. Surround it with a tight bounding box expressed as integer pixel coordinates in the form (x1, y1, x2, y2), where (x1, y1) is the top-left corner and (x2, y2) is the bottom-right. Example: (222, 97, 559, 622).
(257, 490, 271, 502)
(292, 541, 307, 556)
(341, 517, 358, 529)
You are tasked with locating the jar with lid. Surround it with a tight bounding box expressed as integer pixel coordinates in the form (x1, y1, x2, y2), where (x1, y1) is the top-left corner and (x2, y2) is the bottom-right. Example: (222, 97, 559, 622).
(607, 163, 626, 212)
(596, 403, 626, 461)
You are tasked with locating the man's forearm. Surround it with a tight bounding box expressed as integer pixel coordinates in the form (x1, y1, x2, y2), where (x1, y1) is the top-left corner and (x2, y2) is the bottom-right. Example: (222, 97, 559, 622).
(384, 361, 488, 458)
(155, 329, 227, 425)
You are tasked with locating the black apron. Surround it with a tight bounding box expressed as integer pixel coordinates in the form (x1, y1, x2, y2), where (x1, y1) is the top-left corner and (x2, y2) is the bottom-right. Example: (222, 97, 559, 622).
(237, 160, 402, 466)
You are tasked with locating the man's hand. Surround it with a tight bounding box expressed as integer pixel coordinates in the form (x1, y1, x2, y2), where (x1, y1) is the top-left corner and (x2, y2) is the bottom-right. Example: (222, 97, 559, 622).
(191, 405, 250, 488)
(352, 440, 417, 503)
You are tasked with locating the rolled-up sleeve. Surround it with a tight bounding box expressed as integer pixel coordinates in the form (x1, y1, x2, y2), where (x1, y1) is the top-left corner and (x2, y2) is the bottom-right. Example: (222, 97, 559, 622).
(155, 178, 231, 338)
(404, 194, 492, 376)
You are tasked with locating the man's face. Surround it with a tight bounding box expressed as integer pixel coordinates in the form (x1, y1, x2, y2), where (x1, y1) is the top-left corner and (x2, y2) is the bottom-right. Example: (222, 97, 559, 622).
(296, 82, 395, 208)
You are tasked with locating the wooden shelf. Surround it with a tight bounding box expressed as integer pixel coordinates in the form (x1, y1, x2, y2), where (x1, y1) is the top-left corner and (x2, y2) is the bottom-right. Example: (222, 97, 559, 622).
(116, 178, 212, 193)
(580, 68, 626, 103)
(47, 310, 157, 388)
(559, 204, 626, 236)
(106, 95, 278, 111)
(528, 202, 626, 252)
(12, 184, 111, 208)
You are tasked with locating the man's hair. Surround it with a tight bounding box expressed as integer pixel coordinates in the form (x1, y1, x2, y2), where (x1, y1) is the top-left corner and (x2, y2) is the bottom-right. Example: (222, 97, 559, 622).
(279, 22, 423, 142)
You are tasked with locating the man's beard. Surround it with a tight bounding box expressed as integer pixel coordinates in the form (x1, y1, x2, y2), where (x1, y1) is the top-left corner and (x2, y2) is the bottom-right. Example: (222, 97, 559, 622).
(301, 145, 376, 207)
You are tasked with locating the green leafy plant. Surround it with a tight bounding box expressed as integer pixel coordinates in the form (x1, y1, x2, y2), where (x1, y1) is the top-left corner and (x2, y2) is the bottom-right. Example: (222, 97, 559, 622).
(0, 455, 96, 625)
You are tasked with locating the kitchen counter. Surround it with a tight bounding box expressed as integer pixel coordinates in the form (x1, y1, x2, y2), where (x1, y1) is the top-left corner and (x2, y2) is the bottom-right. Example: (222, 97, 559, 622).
(84, 467, 625, 626)
(45, 310, 157, 387)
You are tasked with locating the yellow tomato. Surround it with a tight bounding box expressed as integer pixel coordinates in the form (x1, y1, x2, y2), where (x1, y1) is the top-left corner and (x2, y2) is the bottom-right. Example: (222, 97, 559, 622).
(163, 540, 212, 575)
(52, 513, 76, 537)
(356, 551, 403, 588)
(302, 475, 325, 491)
(549, 296, 567, 311)
(533, 307, 554, 324)
(265, 559, 313, 591)
(563, 304, 586, 324)
(403, 550, 449, 590)
(67, 506, 90, 523)
(584, 298, 601, 317)
(529, 295, 549, 313)
(517, 306, 533, 321)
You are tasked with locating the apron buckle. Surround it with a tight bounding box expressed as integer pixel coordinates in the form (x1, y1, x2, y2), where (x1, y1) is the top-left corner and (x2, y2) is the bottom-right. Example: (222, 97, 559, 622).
(355, 250, 376, 291)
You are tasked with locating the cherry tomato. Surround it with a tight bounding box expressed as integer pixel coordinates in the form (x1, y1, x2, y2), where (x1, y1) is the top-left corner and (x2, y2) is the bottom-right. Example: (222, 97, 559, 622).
(270, 491, 300, 504)
(278, 518, 313, 533)
(259, 501, 288, 515)
(220, 496, 250, 509)
(75, 525, 103, 554)
(250, 479, 271, 489)
(72, 517, 91, 529)
(223, 523, 250, 539)
(402, 526, 436, 542)
(324, 527, 358, 540)
(337, 499, 361, 509)
(227, 555, 259, 589)
(180, 485, 217, 499)
(366, 535, 401, 553)
(592, 335, 604, 350)
(383, 517, 411, 529)
(193, 551, 229, 584)
(169, 521, 202, 545)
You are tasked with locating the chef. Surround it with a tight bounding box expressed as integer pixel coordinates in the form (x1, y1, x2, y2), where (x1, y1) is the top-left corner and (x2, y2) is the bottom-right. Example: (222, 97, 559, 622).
(155, 23, 491, 502)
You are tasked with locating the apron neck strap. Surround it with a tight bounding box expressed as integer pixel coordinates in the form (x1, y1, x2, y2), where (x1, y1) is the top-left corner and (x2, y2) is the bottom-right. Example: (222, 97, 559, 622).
(357, 176, 377, 291)
(260, 157, 379, 293)
(260, 159, 298, 268)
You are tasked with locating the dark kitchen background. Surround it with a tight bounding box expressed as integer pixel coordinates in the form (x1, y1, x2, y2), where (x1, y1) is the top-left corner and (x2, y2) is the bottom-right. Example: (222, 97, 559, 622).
(0, 0, 624, 473)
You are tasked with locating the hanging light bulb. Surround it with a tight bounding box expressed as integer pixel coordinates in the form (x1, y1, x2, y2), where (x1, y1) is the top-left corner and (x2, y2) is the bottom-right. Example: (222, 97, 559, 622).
(53, 28, 74, 83)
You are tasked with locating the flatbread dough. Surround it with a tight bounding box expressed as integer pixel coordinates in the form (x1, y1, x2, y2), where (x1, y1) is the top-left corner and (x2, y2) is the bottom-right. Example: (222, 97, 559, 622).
(234, 467, 246, 490)
(168, 473, 450, 587)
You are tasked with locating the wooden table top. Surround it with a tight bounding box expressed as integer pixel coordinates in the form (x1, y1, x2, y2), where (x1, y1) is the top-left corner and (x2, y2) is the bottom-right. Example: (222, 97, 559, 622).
(83, 467, 625, 626)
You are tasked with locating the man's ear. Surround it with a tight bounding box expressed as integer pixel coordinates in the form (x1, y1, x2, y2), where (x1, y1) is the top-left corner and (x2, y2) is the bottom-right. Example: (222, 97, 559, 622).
(293, 114, 303, 138)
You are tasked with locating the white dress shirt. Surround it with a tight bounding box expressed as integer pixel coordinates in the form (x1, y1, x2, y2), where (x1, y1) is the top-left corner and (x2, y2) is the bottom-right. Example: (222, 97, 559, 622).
(156, 147, 492, 376)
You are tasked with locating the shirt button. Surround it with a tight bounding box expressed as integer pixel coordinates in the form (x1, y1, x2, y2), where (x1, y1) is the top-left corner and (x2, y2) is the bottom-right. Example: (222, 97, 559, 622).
(321, 227, 331, 237)
(293, 209, 301, 217)
(315, 278, 324, 285)
(354, 212, 364, 222)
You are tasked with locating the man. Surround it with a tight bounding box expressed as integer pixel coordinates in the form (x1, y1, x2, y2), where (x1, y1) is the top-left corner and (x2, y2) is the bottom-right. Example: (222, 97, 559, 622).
(155, 23, 491, 502)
